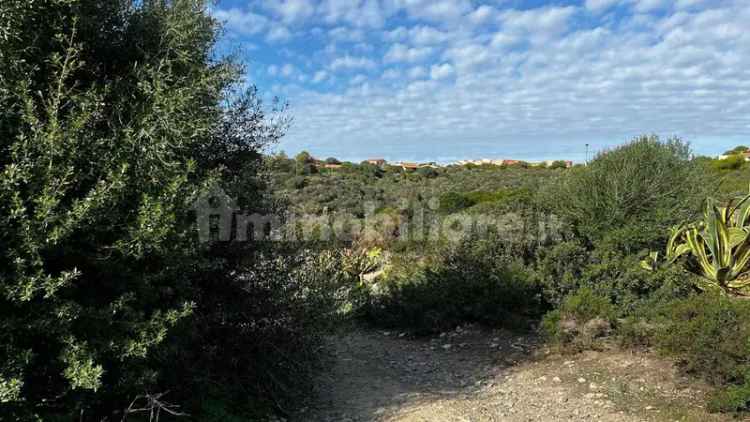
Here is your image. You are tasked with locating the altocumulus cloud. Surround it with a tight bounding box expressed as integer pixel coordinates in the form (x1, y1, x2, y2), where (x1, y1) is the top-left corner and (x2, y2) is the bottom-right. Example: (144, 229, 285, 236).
(212, 0, 750, 162)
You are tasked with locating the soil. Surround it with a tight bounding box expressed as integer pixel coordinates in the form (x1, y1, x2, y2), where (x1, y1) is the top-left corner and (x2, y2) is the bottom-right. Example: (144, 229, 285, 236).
(291, 325, 730, 422)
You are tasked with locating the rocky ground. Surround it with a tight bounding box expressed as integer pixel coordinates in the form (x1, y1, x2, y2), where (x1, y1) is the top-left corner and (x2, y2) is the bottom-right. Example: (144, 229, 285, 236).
(292, 325, 729, 422)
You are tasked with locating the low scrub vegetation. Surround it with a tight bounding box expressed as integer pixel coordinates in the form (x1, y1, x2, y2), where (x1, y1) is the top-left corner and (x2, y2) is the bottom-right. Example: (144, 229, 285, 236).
(363, 234, 542, 334)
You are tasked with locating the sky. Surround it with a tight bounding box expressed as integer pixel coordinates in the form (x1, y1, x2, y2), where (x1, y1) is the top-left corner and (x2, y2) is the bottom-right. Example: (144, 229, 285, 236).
(211, 0, 750, 163)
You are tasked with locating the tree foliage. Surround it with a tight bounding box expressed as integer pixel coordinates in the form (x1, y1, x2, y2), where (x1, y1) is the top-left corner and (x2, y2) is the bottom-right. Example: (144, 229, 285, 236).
(0, 0, 291, 419)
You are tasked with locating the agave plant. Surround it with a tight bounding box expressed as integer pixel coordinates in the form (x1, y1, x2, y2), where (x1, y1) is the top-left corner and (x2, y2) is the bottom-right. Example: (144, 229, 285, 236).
(642, 188, 750, 296)
(340, 247, 384, 282)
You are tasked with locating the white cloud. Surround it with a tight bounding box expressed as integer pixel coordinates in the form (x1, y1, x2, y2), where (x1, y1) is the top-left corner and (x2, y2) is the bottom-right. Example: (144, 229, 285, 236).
(468, 5, 497, 24)
(312, 70, 329, 83)
(444, 43, 491, 69)
(263, 0, 315, 25)
(407, 66, 427, 79)
(319, 0, 387, 27)
(349, 74, 368, 85)
(381, 68, 402, 79)
(384, 43, 433, 63)
(490, 32, 519, 48)
(383, 0, 473, 22)
(330, 55, 377, 71)
(409, 26, 452, 45)
(213, 8, 268, 35)
(281, 64, 296, 77)
(585, 0, 621, 13)
(430, 63, 454, 80)
(328, 26, 365, 42)
(631, 0, 670, 13)
(266, 26, 292, 43)
(385, 25, 452, 45)
(500, 6, 577, 41)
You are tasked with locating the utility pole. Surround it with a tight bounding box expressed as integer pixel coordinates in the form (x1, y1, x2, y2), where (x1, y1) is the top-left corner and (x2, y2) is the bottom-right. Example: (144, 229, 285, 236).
(585, 143, 590, 165)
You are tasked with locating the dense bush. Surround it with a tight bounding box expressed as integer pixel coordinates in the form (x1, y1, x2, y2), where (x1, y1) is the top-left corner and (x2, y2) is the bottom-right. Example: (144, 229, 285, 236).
(541, 287, 616, 351)
(654, 294, 750, 413)
(550, 136, 711, 252)
(712, 154, 746, 171)
(364, 235, 542, 334)
(534, 241, 691, 311)
(159, 247, 351, 419)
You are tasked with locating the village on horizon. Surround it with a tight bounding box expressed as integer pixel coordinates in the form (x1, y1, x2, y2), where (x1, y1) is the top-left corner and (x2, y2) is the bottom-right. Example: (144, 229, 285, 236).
(298, 156, 576, 171)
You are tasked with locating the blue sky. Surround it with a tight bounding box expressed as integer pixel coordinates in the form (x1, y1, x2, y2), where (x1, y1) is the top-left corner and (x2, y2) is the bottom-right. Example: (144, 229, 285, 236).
(211, 0, 750, 163)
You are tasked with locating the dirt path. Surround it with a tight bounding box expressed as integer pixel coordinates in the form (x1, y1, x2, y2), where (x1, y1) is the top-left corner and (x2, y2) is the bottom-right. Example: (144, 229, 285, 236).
(293, 325, 728, 422)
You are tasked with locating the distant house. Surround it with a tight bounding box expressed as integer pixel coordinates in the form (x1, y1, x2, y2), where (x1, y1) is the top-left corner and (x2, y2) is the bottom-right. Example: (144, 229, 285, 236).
(323, 164, 343, 170)
(503, 159, 520, 166)
(719, 152, 750, 162)
(366, 158, 386, 166)
(397, 162, 420, 171)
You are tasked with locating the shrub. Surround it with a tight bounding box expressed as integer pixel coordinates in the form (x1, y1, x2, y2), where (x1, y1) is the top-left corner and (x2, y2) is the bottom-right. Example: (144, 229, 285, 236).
(438, 191, 476, 213)
(364, 235, 541, 334)
(533, 240, 590, 306)
(549, 136, 711, 252)
(541, 287, 616, 351)
(286, 175, 308, 190)
(416, 167, 439, 178)
(655, 294, 750, 413)
(534, 240, 691, 313)
(159, 248, 350, 419)
(549, 160, 569, 169)
(712, 154, 746, 171)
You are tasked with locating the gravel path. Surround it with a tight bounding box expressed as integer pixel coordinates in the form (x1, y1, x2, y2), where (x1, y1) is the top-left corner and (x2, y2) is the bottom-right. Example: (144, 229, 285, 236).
(293, 325, 728, 422)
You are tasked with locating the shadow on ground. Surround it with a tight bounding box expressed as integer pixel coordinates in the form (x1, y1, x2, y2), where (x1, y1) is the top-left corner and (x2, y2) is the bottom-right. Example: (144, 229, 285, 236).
(291, 324, 541, 422)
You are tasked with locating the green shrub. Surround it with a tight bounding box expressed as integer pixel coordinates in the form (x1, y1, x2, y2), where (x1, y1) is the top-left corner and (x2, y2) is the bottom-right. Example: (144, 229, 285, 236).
(559, 287, 617, 322)
(286, 175, 308, 189)
(438, 191, 476, 213)
(549, 135, 711, 252)
(541, 287, 616, 351)
(534, 241, 691, 313)
(160, 248, 348, 418)
(549, 160, 569, 169)
(533, 240, 589, 306)
(712, 154, 746, 171)
(364, 236, 541, 334)
(655, 294, 750, 413)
